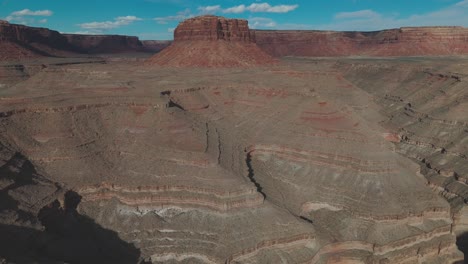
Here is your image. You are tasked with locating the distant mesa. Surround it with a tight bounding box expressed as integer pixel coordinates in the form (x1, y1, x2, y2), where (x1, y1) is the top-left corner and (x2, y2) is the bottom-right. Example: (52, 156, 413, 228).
(253, 26, 468, 57)
(0, 20, 9, 25)
(145, 15, 277, 67)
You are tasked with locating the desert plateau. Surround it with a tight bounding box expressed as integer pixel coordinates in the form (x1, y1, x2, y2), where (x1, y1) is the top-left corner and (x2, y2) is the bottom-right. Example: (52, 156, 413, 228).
(1, 2, 468, 264)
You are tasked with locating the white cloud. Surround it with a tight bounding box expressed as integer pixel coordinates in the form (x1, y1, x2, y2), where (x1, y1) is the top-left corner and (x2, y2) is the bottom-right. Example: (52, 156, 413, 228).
(11, 9, 53, 16)
(154, 8, 192, 24)
(249, 17, 277, 28)
(334, 9, 380, 20)
(455, 0, 468, 7)
(223, 5, 246, 14)
(198, 5, 221, 14)
(5, 9, 53, 25)
(247, 3, 298, 13)
(317, 2, 468, 31)
(223, 3, 298, 13)
(79, 16, 141, 31)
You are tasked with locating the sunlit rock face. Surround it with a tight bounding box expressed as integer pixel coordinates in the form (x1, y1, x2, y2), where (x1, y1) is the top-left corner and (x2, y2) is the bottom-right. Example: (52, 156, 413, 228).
(146, 16, 276, 67)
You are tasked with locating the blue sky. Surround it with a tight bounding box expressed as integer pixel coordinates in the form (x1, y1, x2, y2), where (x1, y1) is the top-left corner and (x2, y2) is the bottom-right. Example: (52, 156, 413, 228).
(1, 0, 468, 40)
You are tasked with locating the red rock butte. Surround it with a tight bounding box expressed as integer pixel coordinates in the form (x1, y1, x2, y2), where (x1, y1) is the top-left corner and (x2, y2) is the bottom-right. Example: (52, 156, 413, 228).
(146, 15, 277, 67)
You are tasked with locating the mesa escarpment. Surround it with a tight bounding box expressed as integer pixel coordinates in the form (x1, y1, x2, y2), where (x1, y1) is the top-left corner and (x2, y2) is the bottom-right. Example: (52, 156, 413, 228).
(0, 21, 149, 60)
(146, 15, 276, 67)
(253, 26, 468, 57)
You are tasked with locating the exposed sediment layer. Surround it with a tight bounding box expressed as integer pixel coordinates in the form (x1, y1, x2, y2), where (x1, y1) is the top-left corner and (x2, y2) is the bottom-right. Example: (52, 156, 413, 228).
(146, 16, 276, 67)
(330, 57, 468, 260)
(0, 56, 465, 263)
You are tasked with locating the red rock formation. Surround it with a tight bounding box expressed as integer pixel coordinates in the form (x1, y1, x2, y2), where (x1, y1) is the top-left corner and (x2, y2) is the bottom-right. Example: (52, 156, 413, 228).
(253, 26, 468, 57)
(146, 16, 276, 67)
(174, 15, 253, 42)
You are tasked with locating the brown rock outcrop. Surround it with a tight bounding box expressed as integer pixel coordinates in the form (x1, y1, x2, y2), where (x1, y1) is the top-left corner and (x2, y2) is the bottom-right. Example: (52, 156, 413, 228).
(146, 16, 276, 67)
(253, 26, 468, 57)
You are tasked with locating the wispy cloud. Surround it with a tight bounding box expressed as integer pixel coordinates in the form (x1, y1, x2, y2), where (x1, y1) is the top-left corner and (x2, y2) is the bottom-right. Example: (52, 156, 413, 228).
(334, 9, 380, 20)
(249, 17, 277, 28)
(154, 8, 192, 24)
(11, 9, 53, 16)
(197, 2, 298, 14)
(323, 1, 468, 31)
(455, 0, 468, 7)
(5, 9, 53, 25)
(198, 5, 221, 14)
(274, 0, 468, 31)
(78, 16, 142, 33)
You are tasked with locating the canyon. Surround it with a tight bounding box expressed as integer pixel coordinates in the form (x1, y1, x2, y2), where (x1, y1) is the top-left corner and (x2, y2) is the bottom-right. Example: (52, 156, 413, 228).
(0, 15, 467, 264)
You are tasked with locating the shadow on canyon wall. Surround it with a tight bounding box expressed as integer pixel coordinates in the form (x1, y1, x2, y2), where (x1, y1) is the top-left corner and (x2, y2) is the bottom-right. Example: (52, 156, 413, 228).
(0, 192, 144, 263)
(0, 152, 145, 263)
(456, 232, 468, 264)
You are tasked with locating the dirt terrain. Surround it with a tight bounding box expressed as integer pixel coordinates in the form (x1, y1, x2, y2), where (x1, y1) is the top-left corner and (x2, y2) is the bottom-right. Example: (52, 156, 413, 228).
(0, 15, 467, 264)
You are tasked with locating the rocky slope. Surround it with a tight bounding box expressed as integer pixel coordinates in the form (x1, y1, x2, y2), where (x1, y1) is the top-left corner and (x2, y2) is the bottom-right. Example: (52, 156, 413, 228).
(146, 16, 276, 67)
(254, 26, 468, 57)
(329, 57, 468, 259)
(0, 55, 464, 263)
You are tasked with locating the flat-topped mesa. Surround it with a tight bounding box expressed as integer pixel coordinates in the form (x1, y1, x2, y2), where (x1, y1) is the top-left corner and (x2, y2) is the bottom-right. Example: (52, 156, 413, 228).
(253, 26, 468, 57)
(174, 15, 253, 42)
(0, 20, 9, 25)
(146, 15, 275, 67)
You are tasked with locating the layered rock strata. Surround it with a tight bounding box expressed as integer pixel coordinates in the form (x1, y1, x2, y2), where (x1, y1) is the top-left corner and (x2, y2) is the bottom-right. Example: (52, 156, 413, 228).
(0, 57, 463, 262)
(146, 16, 276, 67)
(328, 58, 468, 259)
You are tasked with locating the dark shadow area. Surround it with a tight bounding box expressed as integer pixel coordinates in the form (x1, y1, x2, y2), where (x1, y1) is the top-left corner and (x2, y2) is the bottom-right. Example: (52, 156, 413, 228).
(456, 232, 468, 264)
(168, 99, 185, 111)
(0, 152, 38, 216)
(0, 153, 145, 263)
(245, 151, 265, 198)
(0, 191, 143, 263)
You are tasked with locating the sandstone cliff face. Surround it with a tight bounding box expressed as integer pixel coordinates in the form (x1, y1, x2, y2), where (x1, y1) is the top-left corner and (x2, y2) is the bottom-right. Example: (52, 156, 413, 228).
(174, 15, 253, 42)
(146, 15, 276, 67)
(253, 26, 468, 57)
